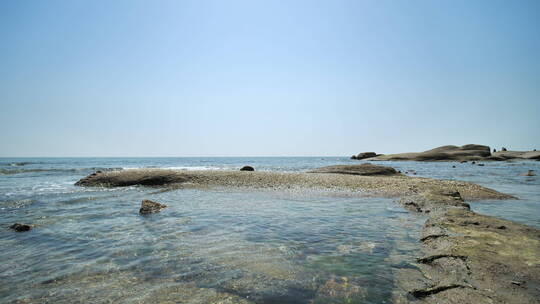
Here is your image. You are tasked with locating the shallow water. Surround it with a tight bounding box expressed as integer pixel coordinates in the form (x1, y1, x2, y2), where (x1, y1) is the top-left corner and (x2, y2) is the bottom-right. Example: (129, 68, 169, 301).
(0, 157, 539, 303)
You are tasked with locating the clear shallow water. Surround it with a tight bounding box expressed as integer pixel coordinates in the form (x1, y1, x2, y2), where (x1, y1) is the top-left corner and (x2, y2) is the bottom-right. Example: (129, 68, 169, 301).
(0, 157, 539, 303)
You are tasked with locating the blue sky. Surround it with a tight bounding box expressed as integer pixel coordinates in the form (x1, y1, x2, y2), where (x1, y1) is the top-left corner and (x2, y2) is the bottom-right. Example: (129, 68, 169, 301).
(1, 0, 539, 156)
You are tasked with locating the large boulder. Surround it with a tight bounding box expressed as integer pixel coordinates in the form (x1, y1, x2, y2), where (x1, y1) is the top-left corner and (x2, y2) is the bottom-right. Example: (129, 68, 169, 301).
(240, 166, 255, 171)
(308, 163, 400, 176)
(139, 199, 167, 214)
(368, 144, 491, 161)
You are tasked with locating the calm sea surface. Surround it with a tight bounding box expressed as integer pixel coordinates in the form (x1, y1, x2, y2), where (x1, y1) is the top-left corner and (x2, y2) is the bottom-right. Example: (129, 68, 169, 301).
(1, 157, 538, 303)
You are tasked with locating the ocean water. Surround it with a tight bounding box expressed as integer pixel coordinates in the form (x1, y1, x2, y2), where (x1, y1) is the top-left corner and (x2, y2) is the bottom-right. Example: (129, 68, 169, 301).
(0, 157, 538, 304)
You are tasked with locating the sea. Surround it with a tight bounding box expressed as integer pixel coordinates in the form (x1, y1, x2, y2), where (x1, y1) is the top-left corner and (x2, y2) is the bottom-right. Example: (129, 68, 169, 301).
(1, 157, 539, 303)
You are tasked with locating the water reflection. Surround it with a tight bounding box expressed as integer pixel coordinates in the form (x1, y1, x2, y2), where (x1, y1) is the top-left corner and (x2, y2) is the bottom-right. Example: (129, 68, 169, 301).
(0, 188, 423, 303)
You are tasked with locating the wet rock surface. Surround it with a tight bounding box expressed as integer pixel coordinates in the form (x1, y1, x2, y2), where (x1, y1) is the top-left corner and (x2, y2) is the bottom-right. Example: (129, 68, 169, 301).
(240, 166, 255, 171)
(75, 169, 186, 187)
(139, 199, 167, 214)
(9, 223, 32, 232)
(394, 190, 540, 304)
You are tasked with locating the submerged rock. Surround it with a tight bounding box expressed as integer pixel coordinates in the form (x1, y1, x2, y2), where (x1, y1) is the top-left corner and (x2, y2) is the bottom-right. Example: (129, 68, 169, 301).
(240, 166, 255, 171)
(308, 163, 400, 176)
(9, 223, 32, 232)
(139, 199, 167, 214)
(521, 170, 536, 176)
(316, 276, 366, 301)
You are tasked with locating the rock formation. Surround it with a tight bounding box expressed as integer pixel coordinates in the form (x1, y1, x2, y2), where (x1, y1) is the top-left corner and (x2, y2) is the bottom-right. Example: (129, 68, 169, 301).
(491, 150, 540, 160)
(308, 163, 400, 176)
(351, 152, 378, 160)
(394, 190, 540, 304)
(365, 145, 491, 161)
(139, 199, 167, 214)
(9, 223, 32, 232)
(240, 166, 255, 171)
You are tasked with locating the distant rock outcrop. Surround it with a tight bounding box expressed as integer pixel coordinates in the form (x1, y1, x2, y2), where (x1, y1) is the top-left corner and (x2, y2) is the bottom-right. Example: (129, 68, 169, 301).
(240, 166, 255, 171)
(139, 199, 167, 214)
(492, 150, 540, 160)
(351, 152, 378, 160)
(365, 145, 491, 161)
(308, 163, 400, 176)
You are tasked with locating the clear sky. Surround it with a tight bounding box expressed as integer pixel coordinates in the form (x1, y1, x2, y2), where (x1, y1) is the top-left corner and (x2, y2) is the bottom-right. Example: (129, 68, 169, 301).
(1, 0, 539, 157)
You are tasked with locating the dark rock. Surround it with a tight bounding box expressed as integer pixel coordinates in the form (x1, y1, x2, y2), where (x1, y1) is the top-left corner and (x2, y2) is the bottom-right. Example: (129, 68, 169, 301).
(351, 152, 378, 160)
(139, 199, 167, 214)
(308, 163, 400, 176)
(502, 147, 507, 151)
(75, 170, 185, 187)
(493, 149, 497, 152)
(240, 166, 255, 171)
(9, 223, 32, 232)
(478, 163, 485, 166)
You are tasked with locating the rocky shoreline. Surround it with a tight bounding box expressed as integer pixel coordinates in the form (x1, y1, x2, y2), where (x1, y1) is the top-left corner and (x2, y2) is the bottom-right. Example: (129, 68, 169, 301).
(394, 190, 540, 303)
(73, 166, 539, 304)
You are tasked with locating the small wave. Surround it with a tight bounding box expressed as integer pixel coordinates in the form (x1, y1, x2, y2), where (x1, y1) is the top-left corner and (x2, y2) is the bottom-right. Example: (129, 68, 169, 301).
(0, 169, 51, 175)
(0, 161, 46, 167)
(0, 167, 122, 175)
(0, 198, 37, 208)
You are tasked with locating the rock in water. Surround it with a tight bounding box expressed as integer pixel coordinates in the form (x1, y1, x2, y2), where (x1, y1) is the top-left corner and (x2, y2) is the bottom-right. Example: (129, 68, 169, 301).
(521, 170, 536, 176)
(240, 166, 255, 171)
(308, 163, 400, 176)
(351, 152, 378, 160)
(139, 199, 167, 214)
(9, 223, 32, 232)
